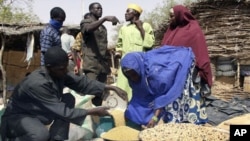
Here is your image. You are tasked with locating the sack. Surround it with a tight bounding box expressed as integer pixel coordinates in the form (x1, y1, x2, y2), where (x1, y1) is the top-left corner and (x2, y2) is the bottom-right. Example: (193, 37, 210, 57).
(66, 90, 95, 141)
(192, 68, 211, 98)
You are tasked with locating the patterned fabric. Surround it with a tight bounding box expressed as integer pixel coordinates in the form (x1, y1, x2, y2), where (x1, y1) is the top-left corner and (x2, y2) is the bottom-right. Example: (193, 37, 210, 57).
(162, 62, 208, 125)
(40, 25, 61, 65)
(72, 32, 83, 52)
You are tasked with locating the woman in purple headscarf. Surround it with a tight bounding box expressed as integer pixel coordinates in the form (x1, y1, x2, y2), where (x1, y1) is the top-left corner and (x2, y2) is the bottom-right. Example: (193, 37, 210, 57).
(121, 45, 208, 130)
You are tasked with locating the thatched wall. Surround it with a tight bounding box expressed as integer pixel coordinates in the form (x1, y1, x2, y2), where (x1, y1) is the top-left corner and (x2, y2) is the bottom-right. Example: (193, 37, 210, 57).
(155, 0, 250, 60)
(190, 0, 250, 61)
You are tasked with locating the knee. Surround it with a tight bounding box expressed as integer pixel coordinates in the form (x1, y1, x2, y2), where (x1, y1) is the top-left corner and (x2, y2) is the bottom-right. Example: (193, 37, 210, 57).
(61, 93, 75, 108)
(31, 127, 50, 141)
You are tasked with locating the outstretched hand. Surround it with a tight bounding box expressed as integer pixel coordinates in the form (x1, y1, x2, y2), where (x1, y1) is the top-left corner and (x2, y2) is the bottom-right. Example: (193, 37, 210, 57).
(105, 85, 128, 101)
(113, 87, 128, 101)
(87, 106, 111, 116)
(105, 16, 120, 25)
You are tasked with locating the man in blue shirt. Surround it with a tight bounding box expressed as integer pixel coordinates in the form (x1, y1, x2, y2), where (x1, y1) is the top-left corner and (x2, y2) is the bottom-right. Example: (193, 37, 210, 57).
(40, 7, 66, 66)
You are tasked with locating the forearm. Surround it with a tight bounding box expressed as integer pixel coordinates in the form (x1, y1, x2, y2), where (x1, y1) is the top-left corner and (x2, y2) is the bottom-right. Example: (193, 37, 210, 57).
(72, 49, 79, 65)
(84, 18, 106, 32)
(154, 109, 162, 117)
(104, 84, 116, 92)
(152, 108, 162, 122)
(104, 84, 128, 101)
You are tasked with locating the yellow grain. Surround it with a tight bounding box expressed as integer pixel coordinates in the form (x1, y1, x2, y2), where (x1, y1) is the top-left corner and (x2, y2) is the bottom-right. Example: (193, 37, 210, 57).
(109, 109, 126, 127)
(101, 126, 139, 141)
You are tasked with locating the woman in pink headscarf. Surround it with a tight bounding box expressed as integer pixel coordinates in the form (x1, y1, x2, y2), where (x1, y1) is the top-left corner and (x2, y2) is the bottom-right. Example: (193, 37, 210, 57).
(161, 5, 212, 87)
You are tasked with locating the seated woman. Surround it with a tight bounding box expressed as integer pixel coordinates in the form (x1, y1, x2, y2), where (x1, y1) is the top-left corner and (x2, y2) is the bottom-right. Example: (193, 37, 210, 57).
(121, 45, 208, 130)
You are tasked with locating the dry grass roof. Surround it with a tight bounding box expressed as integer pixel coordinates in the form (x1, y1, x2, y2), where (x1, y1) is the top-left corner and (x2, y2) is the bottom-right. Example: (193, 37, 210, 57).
(0, 23, 80, 36)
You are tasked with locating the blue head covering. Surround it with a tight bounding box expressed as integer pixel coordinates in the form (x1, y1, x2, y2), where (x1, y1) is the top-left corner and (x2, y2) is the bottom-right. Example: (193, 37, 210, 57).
(121, 52, 156, 125)
(120, 52, 151, 99)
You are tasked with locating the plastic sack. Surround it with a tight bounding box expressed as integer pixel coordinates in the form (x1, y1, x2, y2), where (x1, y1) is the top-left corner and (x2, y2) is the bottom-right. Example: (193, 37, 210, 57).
(65, 88, 95, 141)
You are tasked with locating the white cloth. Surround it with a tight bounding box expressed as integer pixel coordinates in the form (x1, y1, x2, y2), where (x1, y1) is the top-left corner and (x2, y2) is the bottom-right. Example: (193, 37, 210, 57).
(61, 33, 75, 53)
(25, 33, 34, 67)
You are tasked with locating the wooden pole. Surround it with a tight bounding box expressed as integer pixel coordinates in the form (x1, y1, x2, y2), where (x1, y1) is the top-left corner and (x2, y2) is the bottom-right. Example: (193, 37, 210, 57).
(81, 0, 85, 19)
(0, 34, 7, 107)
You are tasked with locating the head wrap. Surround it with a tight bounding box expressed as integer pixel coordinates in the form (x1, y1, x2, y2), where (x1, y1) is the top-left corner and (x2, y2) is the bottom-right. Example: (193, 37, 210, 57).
(128, 4, 143, 14)
(49, 19, 63, 31)
(44, 47, 68, 67)
(161, 5, 212, 87)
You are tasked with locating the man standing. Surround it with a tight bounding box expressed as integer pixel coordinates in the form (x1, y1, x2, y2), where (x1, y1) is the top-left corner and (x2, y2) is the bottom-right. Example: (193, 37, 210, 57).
(40, 7, 65, 66)
(79, 2, 119, 106)
(115, 4, 155, 100)
(0, 47, 127, 141)
(61, 27, 75, 72)
(72, 13, 92, 75)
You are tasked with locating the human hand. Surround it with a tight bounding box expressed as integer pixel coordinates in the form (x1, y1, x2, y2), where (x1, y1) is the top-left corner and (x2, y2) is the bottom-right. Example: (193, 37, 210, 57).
(146, 119, 157, 128)
(74, 66, 79, 75)
(87, 106, 111, 116)
(105, 16, 120, 25)
(133, 20, 143, 29)
(112, 87, 128, 101)
(114, 51, 122, 58)
(68, 53, 73, 59)
(105, 85, 128, 101)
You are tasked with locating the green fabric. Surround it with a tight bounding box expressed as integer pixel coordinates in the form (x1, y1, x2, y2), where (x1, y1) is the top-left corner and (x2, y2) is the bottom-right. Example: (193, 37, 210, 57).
(116, 22, 155, 100)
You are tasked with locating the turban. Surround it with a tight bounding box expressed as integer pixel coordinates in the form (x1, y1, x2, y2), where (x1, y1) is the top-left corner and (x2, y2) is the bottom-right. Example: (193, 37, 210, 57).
(44, 47, 68, 67)
(128, 4, 143, 14)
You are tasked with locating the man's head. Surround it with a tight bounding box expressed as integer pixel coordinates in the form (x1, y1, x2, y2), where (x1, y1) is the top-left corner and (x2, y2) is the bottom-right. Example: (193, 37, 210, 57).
(89, 2, 102, 19)
(50, 7, 66, 23)
(44, 47, 69, 78)
(84, 12, 92, 19)
(125, 4, 142, 21)
(50, 7, 66, 30)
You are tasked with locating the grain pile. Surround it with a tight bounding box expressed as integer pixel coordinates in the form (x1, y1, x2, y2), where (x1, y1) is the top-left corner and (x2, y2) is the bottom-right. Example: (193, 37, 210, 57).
(101, 109, 140, 141)
(101, 126, 140, 141)
(139, 123, 229, 141)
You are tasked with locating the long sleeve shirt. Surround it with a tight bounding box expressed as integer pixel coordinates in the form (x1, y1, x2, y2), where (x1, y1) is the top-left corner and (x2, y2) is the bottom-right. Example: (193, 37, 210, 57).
(3, 68, 105, 126)
(116, 22, 155, 57)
